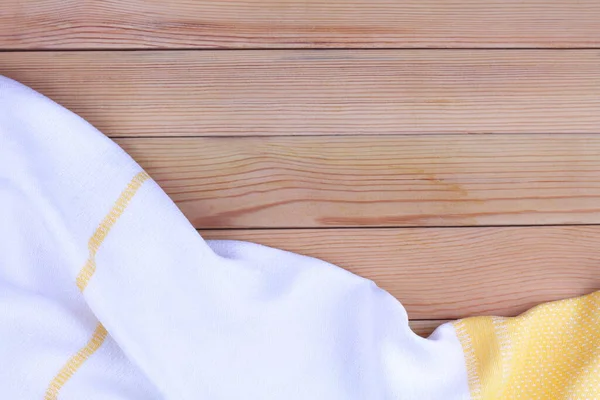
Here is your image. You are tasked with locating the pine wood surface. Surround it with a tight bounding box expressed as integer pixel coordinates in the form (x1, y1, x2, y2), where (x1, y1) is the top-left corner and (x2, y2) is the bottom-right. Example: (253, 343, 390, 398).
(1, 51, 600, 137)
(116, 135, 600, 229)
(1, 0, 599, 49)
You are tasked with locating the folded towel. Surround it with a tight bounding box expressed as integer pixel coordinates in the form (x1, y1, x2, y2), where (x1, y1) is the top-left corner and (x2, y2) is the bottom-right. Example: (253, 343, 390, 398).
(0, 76, 597, 399)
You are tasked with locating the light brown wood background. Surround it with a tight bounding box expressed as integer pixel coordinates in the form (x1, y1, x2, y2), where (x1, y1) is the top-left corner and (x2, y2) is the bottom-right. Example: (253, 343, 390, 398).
(2, 0, 600, 337)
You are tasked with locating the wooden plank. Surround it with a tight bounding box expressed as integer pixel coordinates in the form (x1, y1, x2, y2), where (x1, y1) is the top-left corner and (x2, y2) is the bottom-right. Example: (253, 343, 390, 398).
(202, 227, 600, 319)
(409, 321, 447, 338)
(2, 50, 600, 137)
(119, 135, 600, 228)
(1, 1, 599, 49)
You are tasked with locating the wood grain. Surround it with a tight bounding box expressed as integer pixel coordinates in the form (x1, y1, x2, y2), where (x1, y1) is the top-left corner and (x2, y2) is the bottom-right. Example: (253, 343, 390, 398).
(202, 226, 600, 319)
(2, 51, 600, 137)
(118, 135, 600, 228)
(1, 1, 600, 49)
(409, 321, 447, 337)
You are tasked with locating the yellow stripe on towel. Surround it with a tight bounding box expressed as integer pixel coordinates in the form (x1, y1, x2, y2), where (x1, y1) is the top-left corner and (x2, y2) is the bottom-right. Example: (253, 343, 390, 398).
(44, 323, 108, 400)
(76, 171, 150, 291)
(44, 171, 150, 400)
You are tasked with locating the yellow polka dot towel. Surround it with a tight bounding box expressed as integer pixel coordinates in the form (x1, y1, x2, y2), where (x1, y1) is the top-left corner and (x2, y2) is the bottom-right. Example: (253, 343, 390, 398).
(0, 75, 598, 399)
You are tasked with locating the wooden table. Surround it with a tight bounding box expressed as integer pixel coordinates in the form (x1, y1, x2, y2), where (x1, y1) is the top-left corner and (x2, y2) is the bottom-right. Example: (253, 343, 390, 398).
(2, 1, 600, 337)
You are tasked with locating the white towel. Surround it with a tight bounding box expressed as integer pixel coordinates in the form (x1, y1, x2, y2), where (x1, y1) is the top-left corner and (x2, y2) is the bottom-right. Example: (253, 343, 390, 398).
(0, 76, 469, 399)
